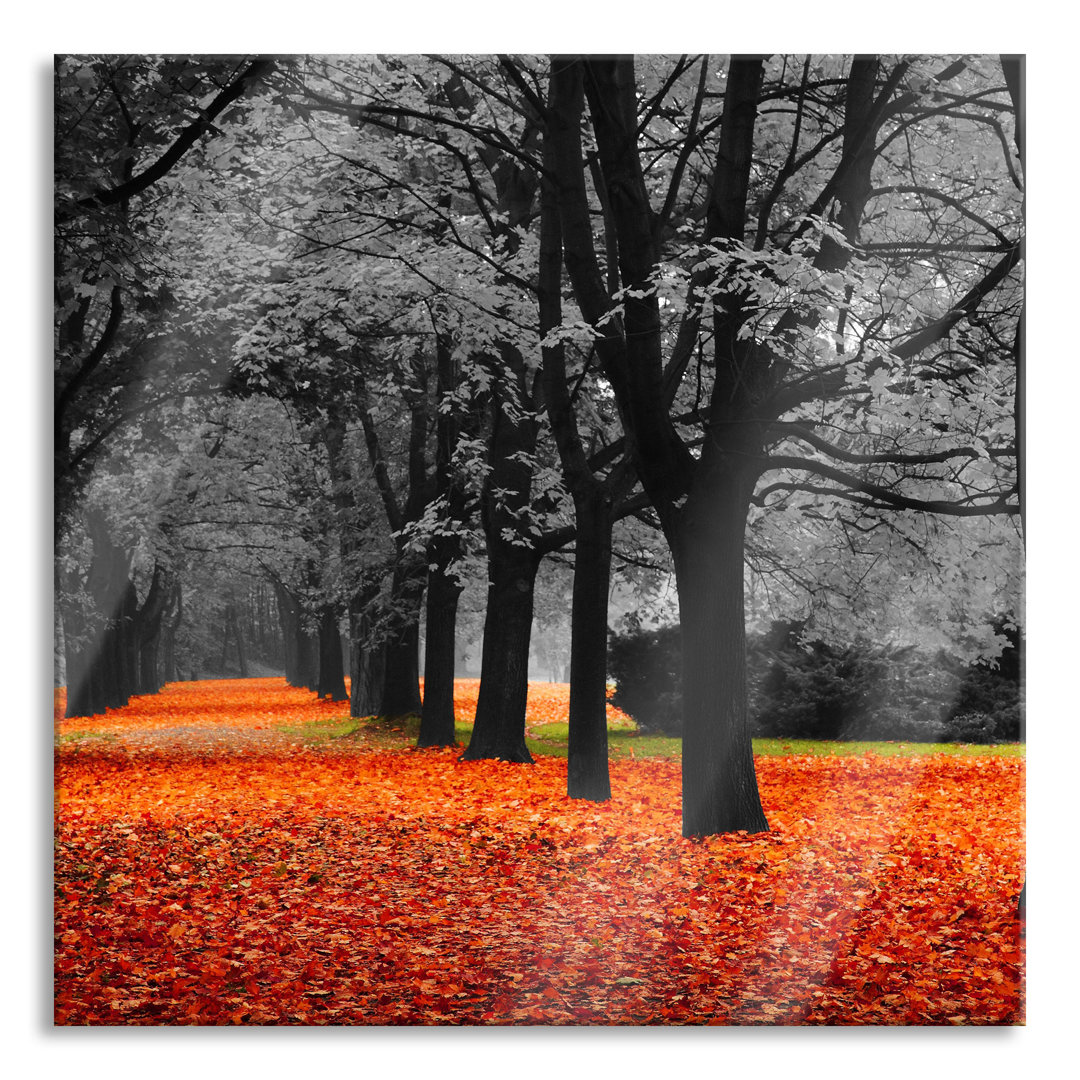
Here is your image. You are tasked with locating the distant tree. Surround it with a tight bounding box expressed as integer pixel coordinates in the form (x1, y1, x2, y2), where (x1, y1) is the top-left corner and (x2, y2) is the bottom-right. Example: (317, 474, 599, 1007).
(54, 55, 276, 537)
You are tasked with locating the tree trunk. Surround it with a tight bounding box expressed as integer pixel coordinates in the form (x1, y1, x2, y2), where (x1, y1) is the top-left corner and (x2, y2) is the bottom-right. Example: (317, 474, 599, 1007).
(378, 559, 425, 717)
(316, 605, 349, 701)
(64, 512, 133, 718)
(417, 317, 470, 747)
(135, 568, 172, 694)
(138, 634, 160, 694)
(117, 578, 139, 701)
(273, 581, 316, 690)
(566, 496, 613, 800)
(352, 637, 385, 717)
(160, 582, 182, 683)
(462, 544, 539, 762)
(275, 583, 301, 686)
(349, 585, 384, 717)
(417, 559, 462, 746)
(295, 624, 317, 691)
(536, 95, 619, 800)
(673, 472, 769, 837)
(229, 604, 249, 677)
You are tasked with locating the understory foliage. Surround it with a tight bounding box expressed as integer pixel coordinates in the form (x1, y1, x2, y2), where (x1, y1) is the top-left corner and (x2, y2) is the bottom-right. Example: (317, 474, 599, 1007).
(607, 620, 1022, 743)
(55, 679, 1024, 1026)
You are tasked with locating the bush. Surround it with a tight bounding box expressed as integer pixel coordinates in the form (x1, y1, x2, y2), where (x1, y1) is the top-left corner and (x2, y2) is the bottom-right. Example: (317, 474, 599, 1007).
(940, 615, 1023, 742)
(607, 625, 683, 735)
(607, 617, 1024, 744)
(940, 712, 1001, 745)
(751, 636, 888, 740)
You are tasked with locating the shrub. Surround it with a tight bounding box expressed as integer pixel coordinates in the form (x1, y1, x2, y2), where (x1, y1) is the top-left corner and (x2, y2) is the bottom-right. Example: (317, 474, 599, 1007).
(945, 668, 1023, 742)
(940, 711, 1001, 745)
(608, 617, 1024, 744)
(607, 624, 683, 735)
(943, 615, 1024, 742)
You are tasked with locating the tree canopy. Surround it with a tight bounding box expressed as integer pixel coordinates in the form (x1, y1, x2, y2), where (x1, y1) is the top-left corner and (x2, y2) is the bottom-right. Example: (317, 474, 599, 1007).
(54, 53, 1023, 836)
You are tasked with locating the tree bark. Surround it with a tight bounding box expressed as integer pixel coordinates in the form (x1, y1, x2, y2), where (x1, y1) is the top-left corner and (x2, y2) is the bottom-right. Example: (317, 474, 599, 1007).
(64, 511, 133, 718)
(316, 605, 349, 701)
(117, 577, 140, 703)
(417, 315, 469, 747)
(273, 580, 316, 690)
(351, 637, 385, 718)
(462, 543, 539, 762)
(418, 556, 463, 746)
(226, 603, 249, 677)
(135, 565, 172, 694)
(295, 623, 317, 691)
(461, 343, 541, 763)
(565, 495, 613, 799)
(673, 463, 769, 837)
(378, 558, 425, 717)
(349, 584, 385, 717)
(160, 581, 183, 683)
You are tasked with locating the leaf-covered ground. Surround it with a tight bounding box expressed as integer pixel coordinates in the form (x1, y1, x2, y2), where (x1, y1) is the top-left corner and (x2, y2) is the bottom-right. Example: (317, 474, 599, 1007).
(54, 678, 1024, 1025)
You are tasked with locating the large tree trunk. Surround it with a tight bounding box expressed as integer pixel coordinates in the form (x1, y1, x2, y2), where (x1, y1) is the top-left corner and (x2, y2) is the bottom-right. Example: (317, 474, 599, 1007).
(418, 557, 462, 746)
(462, 349, 541, 763)
(316, 605, 348, 701)
(566, 495, 613, 800)
(673, 471, 769, 837)
(462, 544, 539, 762)
(351, 639, 385, 717)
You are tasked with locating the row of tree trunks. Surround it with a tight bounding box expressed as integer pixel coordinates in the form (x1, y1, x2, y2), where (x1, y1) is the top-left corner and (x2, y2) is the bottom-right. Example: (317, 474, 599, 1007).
(271, 577, 349, 701)
(62, 512, 176, 718)
(273, 578, 317, 690)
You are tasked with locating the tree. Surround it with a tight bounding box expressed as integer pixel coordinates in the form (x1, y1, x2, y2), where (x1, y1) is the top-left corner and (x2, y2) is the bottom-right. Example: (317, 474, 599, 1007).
(544, 54, 1021, 835)
(55, 55, 282, 713)
(285, 55, 646, 791)
(54, 55, 276, 538)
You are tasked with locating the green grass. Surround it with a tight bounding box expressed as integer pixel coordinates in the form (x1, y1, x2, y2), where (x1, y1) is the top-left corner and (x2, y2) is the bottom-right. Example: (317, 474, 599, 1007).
(280, 716, 362, 741)
(751, 737, 1025, 758)
(516, 724, 1025, 761)
(63, 710, 1026, 762)
(55, 730, 117, 746)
